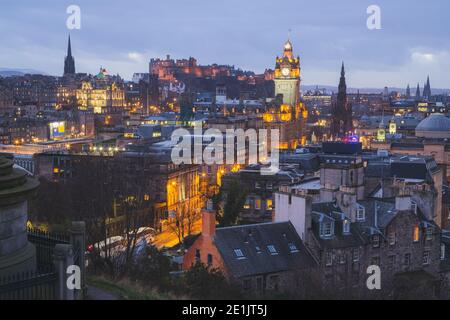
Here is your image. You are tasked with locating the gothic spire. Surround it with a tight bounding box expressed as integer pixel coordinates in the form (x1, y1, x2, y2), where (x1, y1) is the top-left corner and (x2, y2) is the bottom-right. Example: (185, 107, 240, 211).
(67, 35, 72, 57)
(64, 35, 76, 76)
(415, 83, 421, 100)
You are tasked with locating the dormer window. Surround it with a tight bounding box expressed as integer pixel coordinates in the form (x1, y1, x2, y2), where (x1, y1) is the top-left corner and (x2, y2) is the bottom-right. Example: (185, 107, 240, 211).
(267, 245, 278, 255)
(234, 249, 245, 259)
(288, 243, 299, 253)
(320, 221, 333, 238)
(357, 207, 365, 221)
(343, 220, 350, 234)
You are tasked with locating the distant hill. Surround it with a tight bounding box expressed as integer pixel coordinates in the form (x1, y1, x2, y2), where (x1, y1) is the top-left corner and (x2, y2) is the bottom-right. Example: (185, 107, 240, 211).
(0, 68, 48, 77)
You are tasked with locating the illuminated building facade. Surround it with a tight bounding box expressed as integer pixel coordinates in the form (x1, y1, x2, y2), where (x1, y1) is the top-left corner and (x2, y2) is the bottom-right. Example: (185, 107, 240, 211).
(263, 40, 307, 149)
(76, 75, 125, 114)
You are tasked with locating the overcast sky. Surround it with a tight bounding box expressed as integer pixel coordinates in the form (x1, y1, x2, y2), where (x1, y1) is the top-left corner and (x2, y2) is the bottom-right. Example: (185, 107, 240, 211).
(1, 0, 449, 88)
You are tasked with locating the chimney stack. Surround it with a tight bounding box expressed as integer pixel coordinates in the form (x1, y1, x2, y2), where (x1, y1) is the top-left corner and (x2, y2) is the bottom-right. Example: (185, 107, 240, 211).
(202, 200, 216, 238)
(395, 195, 412, 211)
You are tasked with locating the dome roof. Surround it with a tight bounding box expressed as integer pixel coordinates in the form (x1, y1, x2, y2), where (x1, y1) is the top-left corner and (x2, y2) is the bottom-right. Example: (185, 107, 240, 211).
(415, 113, 450, 138)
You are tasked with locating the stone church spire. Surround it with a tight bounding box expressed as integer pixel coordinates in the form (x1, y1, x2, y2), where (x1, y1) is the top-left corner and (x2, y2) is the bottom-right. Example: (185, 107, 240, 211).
(415, 83, 421, 100)
(331, 62, 352, 137)
(64, 35, 76, 76)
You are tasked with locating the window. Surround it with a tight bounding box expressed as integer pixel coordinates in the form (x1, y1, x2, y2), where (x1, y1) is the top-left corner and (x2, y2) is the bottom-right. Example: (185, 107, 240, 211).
(325, 252, 333, 266)
(269, 275, 280, 292)
(321, 222, 333, 237)
(243, 279, 251, 291)
(234, 249, 245, 259)
(195, 249, 201, 262)
(357, 208, 365, 221)
(266, 199, 273, 210)
(243, 199, 251, 209)
(372, 235, 380, 248)
(423, 251, 430, 265)
(255, 182, 261, 189)
(352, 249, 359, 262)
(343, 220, 350, 234)
(388, 230, 396, 246)
(413, 225, 420, 242)
(254, 198, 261, 210)
(411, 201, 418, 214)
(255, 246, 262, 254)
(256, 277, 263, 292)
(441, 244, 446, 261)
(288, 243, 299, 253)
(404, 253, 411, 266)
(267, 182, 273, 190)
(339, 254, 346, 264)
(388, 255, 396, 269)
(267, 245, 278, 255)
(207, 254, 213, 266)
(426, 227, 433, 241)
(371, 256, 380, 266)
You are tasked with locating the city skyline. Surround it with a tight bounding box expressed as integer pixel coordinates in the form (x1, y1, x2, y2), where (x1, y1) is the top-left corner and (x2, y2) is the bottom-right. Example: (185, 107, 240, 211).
(1, 0, 450, 89)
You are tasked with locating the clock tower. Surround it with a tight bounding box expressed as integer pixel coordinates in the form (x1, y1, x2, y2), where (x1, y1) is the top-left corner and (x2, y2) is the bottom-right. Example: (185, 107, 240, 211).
(263, 39, 307, 150)
(274, 40, 301, 107)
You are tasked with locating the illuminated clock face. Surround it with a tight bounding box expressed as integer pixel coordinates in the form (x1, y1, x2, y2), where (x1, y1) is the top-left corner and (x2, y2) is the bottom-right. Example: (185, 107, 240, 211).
(281, 67, 290, 77)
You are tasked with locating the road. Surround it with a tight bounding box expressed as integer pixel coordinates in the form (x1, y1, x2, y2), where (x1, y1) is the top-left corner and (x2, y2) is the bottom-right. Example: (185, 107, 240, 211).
(153, 218, 202, 249)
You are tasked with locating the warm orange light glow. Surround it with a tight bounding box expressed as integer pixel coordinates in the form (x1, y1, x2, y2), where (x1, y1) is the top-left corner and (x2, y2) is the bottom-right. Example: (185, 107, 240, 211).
(413, 225, 420, 242)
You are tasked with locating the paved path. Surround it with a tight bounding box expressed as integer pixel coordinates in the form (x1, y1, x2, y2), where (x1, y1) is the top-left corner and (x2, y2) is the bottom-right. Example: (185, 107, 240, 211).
(86, 285, 121, 300)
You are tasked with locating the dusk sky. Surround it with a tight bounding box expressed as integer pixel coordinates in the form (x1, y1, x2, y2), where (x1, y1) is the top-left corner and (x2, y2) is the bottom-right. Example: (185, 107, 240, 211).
(1, 0, 449, 88)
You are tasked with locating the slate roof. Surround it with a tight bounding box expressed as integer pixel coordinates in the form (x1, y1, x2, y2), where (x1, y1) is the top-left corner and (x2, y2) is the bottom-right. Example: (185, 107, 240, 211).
(356, 199, 437, 240)
(213, 222, 317, 279)
(311, 202, 366, 249)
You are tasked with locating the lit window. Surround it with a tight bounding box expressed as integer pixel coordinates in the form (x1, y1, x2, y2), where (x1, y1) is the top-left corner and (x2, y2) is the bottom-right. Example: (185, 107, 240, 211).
(413, 225, 420, 242)
(243, 199, 250, 209)
(266, 199, 273, 210)
(267, 245, 278, 255)
(234, 249, 245, 259)
(255, 198, 261, 210)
